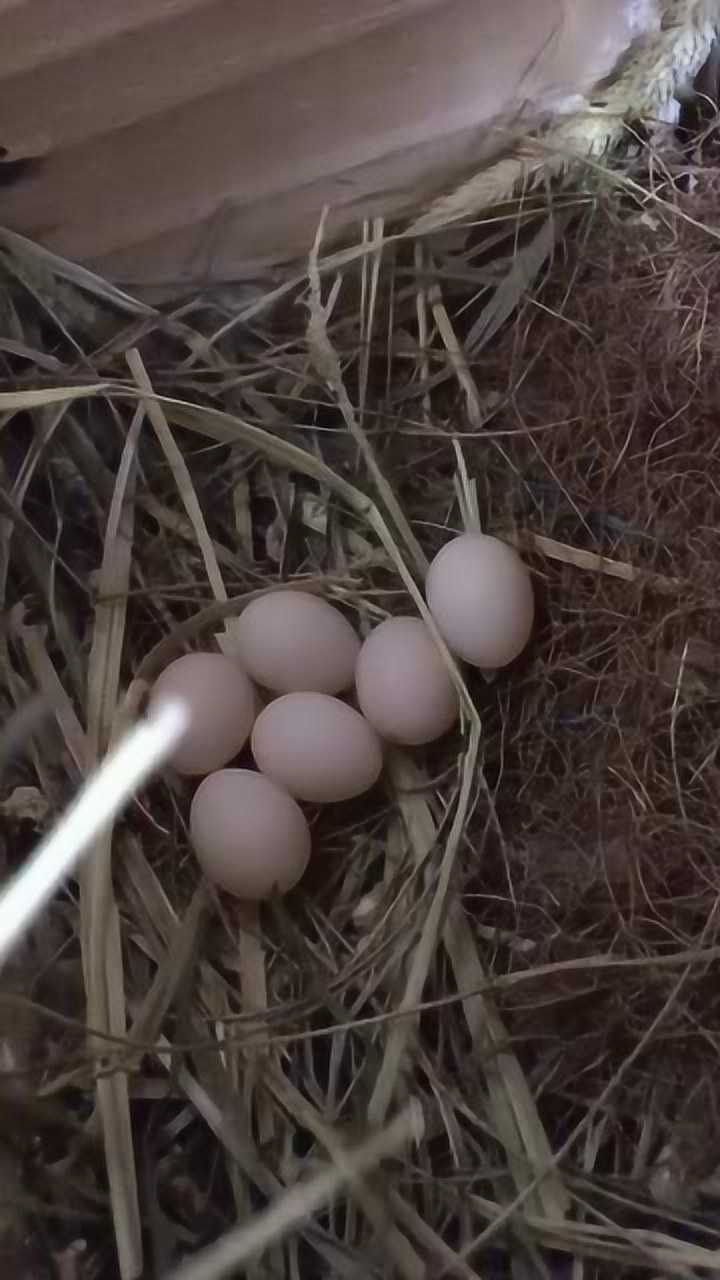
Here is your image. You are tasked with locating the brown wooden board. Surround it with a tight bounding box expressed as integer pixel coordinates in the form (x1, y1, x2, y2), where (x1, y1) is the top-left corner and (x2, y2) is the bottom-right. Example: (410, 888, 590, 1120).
(0, 0, 658, 290)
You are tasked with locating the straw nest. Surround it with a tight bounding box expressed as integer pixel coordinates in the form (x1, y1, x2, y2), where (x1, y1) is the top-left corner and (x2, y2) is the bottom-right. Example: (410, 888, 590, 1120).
(3, 31, 720, 1280)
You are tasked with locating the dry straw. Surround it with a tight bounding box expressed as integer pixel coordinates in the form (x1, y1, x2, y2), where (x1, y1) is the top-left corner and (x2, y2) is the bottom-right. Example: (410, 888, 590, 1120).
(2, 10, 720, 1273)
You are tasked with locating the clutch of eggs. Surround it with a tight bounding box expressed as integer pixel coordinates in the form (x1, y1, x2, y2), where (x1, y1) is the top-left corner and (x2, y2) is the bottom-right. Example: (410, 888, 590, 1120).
(148, 539, 533, 900)
(147, 593, 377, 901)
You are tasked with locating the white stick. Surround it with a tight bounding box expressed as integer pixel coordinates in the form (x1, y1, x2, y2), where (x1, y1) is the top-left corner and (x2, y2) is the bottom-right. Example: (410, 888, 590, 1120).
(0, 698, 188, 968)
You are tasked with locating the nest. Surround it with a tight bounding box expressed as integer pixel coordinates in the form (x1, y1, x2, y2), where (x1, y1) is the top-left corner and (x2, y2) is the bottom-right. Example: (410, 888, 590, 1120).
(3, 131, 720, 1279)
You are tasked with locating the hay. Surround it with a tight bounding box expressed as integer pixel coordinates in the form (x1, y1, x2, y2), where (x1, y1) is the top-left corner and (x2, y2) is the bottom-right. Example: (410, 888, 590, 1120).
(3, 116, 720, 1280)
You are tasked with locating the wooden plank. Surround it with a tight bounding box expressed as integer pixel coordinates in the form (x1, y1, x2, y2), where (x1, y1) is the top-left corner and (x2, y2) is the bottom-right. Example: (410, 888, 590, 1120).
(0, 0, 445, 157)
(91, 121, 508, 291)
(0, 0, 213, 78)
(0, 0, 661, 284)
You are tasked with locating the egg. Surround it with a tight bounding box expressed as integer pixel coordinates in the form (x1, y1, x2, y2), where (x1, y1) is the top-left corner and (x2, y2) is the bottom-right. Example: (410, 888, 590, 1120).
(426, 533, 534, 669)
(148, 651, 257, 776)
(355, 616, 459, 745)
(235, 590, 360, 694)
(251, 692, 382, 803)
(190, 769, 311, 900)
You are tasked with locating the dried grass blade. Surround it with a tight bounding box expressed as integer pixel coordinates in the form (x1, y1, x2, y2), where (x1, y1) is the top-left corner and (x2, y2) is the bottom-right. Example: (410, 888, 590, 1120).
(16, 623, 87, 772)
(390, 754, 568, 1220)
(465, 212, 569, 354)
(430, 286, 492, 436)
(167, 1102, 423, 1280)
(0, 228, 155, 317)
(124, 355, 274, 1136)
(368, 722, 480, 1125)
(235, 904, 274, 1144)
(508, 529, 683, 594)
(307, 209, 428, 576)
(390, 1192, 485, 1280)
(444, 906, 569, 1220)
(121, 833, 236, 1023)
(120, 832, 179, 951)
(265, 1068, 426, 1280)
(408, 155, 535, 236)
(194, 220, 396, 355)
(82, 404, 144, 1279)
(125, 349, 229, 616)
(0, 386, 105, 411)
(151, 1036, 408, 1277)
(358, 216, 383, 423)
(154, 395, 370, 508)
(467, 1191, 720, 1275)
(128, 886, 208, 1048)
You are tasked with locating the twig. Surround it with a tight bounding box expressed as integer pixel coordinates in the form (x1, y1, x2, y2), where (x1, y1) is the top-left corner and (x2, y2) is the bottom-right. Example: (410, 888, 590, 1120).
(508, 529, 684, 593)
(368, 722, 480, 1125)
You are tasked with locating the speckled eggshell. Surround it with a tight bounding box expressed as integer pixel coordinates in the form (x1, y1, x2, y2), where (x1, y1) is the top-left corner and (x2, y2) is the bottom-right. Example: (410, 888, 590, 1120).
(148, 651, 257, 776)
(190, 769, 311, 900)
(235, 591, 361, 694)
(355, 616, 459, 745)
(426, 533, 534, 669)
(251, 692, 383, 803)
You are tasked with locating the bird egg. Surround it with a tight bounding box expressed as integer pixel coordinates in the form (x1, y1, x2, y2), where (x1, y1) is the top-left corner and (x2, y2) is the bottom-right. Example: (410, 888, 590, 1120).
(426, 533, 534, 668)
(251, 692, 382, 803)
(190, 769, 311, 900)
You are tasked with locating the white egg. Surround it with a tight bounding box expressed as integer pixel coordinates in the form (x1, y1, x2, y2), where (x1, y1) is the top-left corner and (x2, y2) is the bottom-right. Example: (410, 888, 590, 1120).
(355, 616, 459, 745)
(426, 533, 534, 668)
(148, 651, 257, 776)
(251, 693, 383, 803)
(190, 769, 311, 900)
(235, 591, 360, 694)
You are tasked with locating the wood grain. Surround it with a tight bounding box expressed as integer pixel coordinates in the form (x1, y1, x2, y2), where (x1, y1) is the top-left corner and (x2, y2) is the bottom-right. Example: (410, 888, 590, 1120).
(0, 0, 659, 288)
